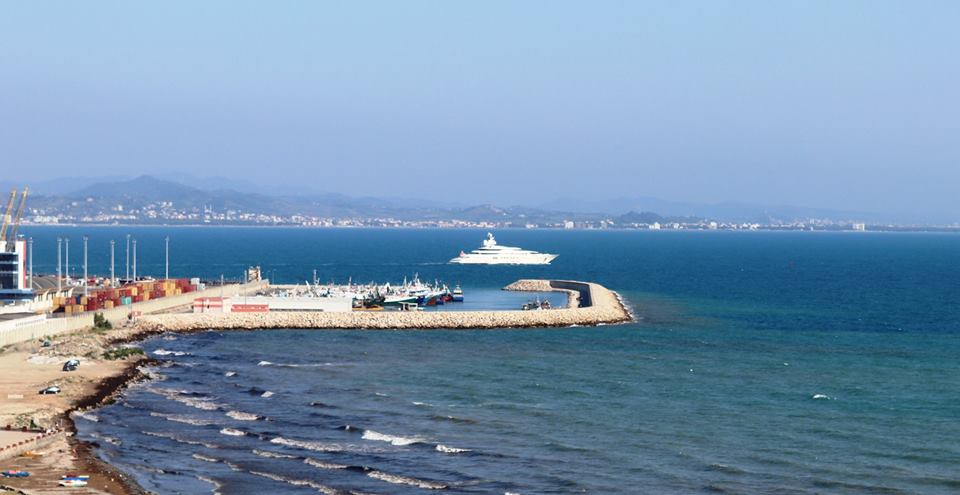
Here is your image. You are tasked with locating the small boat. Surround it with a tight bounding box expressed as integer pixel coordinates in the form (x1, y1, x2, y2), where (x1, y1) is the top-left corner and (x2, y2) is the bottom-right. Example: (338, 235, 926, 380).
(1, 470, 30, 478)
(59, 474, 89, 487)
(451, 285, 464, 302)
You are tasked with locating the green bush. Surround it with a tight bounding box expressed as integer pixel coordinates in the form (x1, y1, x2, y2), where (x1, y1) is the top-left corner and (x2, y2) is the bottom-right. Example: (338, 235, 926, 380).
(93, 312, 112, 330)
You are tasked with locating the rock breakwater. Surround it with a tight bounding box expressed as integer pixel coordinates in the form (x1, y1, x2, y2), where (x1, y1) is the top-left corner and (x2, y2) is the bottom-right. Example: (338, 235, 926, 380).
(134, 280, 631, 332)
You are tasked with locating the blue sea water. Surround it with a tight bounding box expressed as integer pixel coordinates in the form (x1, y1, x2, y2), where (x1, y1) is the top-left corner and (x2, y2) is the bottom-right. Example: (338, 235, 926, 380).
(20, 227, 960, 494)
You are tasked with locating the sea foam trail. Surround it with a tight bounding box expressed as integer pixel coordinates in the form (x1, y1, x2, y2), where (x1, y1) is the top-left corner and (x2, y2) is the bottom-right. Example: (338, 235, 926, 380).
(305, 457, 350, 470)
(271, 436, 346, 452)
(150, 411, 219, 426)
(252, 449, 298, 459)
(436, 444, 471, 454)
(220, 428, 246, 437)
(367, 470, 448, 490)
(248, 470, 340, 495)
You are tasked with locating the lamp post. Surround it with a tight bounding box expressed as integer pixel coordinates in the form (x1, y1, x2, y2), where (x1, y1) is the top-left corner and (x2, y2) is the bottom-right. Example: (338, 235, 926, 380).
(83, 236, 88, 296)
(125, 234, 130, 281)
(27, 237, 33, 289)
(132, 238, 137, 281)
(110, 240, 115, 282)
(165, 236, 170, 280)
(57, 237, 62, 292)
(65, 237, 70, 281)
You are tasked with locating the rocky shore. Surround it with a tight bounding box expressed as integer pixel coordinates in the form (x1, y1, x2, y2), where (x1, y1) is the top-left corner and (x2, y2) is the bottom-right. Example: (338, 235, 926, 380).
(133, 280, 631, 332)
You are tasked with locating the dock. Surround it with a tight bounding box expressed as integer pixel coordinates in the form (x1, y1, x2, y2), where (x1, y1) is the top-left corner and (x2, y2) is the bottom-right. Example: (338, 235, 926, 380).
(133, 280, 631, 332)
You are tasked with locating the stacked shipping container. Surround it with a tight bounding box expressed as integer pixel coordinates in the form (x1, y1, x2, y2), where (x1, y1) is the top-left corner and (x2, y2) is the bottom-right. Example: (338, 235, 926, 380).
(50, 279, 197, 314)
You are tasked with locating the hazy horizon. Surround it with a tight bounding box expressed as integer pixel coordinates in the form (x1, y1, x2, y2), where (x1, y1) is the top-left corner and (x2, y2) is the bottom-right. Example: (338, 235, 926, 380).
(2, 2, 958, 221)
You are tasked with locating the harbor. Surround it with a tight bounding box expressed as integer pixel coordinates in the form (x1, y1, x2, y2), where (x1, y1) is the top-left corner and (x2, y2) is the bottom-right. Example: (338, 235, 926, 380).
(134, 279, 630, 332)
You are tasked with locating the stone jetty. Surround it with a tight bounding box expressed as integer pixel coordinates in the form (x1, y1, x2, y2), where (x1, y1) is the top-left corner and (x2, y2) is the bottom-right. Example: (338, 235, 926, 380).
(134, 280, 631, 332)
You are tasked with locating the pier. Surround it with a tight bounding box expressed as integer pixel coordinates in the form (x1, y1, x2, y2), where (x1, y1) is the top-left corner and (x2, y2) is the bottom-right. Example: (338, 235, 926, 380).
(133, 280, 631, 332)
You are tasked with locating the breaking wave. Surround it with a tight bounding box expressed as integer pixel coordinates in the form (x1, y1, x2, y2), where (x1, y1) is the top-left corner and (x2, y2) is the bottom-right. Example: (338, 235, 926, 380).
(226, 410, 261, 421)
(219, 428, 246, 437)
(153, 349, 191, 356)
(436, 444, 471, 454)
(362, 429, 425, 446)
(367, 470, 448, 490)
(150, 412, 218, 426)
(248, 470, 340, 495)
(270, 436, 345, 452)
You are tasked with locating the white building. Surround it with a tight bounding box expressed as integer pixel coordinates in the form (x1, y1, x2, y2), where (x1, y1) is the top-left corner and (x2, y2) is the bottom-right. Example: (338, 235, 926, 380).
(0, 239, 30, 302)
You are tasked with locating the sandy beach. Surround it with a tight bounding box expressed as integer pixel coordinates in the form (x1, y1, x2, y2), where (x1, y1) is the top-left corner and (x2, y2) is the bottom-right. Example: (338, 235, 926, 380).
(0, 327, 149, 494)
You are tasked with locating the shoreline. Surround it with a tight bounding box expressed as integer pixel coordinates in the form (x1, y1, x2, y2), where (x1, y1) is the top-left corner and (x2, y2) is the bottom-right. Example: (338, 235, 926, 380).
(1, 279, 629, 494)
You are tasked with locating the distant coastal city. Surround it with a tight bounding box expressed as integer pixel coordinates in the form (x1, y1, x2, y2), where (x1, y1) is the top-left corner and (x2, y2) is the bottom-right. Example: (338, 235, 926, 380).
(11, 176, 957, 232)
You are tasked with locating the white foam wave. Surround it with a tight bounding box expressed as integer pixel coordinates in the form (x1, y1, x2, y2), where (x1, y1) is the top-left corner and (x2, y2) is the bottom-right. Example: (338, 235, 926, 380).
(412, 401, 433, 407)
(72, 411, 100, 423)
(224, 371, 237, 377)
(149, 388, 223, 411)
(219, 428, 246, 437)
(192, 453, 220, 463)
(304, 457, 349, 470)
(153, 349, 190, 356)
(374, 392, 389, 397)
(226, 410, 260, 421)
(362, 429, 424, 446)
(261, 391, 274, 398)
(812, 394, 832, 400)
(150, 412, 218, 426)
(196, 475, 222, 495)
(249, 470, 339, 495)
(270, 436, 345, 452)
(436, 444, 471, 454)
(141, 431, 220, 449)
(257, 360, 340, 368)
(252, 449, 297, 459)
(367, 470, 447, 490)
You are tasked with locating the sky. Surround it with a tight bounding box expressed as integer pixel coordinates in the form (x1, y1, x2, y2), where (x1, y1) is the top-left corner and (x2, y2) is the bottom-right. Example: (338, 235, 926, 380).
(1, 1, 958, 220)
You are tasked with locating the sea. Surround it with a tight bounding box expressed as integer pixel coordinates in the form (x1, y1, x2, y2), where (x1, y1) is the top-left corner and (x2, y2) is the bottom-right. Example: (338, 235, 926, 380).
(20, 227, 960, 494)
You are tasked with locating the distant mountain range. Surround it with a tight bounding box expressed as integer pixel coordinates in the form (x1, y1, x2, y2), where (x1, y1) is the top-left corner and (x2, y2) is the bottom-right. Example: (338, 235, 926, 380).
(1, 175, 915, 225)
(539, 196, 891, 224)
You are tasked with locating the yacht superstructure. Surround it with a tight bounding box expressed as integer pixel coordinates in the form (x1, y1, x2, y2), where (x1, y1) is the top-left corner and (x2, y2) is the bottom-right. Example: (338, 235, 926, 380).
(449, 233, 558, 265)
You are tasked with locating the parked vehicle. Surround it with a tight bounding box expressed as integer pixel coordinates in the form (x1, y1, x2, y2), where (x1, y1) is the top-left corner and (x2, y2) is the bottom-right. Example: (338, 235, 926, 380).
(39, 385, 61, 395)
(1, 470, 30, 478)
(63, 359, 80, 372)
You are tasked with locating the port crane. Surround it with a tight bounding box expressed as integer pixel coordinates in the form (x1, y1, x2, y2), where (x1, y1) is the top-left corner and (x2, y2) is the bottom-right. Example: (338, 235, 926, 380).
(0, 189, 15, 243)
(1, 187, 28, 252)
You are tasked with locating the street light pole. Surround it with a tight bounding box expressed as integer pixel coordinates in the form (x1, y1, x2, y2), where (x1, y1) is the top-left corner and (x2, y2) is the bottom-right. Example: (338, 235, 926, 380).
(83, 236, 89, 296)
(132, 238, 137, 281)
(125, 234, 130, 281)
(165, 236, 169, 280)
(57, 237, 62, 292)
(65, 237, 70, 281)
(27, 237, 33, 290)
(110, 240, 115, 282)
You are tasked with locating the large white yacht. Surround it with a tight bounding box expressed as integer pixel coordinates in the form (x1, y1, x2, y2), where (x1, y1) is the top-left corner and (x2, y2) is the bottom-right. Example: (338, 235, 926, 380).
(449, 233, 558, 265)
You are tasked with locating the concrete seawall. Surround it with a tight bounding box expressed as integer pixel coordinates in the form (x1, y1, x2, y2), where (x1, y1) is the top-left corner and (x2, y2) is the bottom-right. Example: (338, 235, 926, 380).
(134, 280, 631, 332)
(0, 282, 265, 348)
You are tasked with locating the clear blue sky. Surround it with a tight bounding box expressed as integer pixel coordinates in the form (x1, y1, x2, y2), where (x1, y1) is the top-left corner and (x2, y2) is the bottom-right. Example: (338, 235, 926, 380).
(1, 1, 957, 219)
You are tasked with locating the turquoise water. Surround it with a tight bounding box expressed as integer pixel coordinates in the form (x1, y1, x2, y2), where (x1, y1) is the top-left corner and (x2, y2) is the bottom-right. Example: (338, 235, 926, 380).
(23, 227, 958, 493)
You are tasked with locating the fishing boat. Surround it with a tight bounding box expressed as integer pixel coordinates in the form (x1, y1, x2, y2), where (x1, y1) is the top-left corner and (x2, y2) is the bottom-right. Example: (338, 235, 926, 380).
(451, 285, 464, 302)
